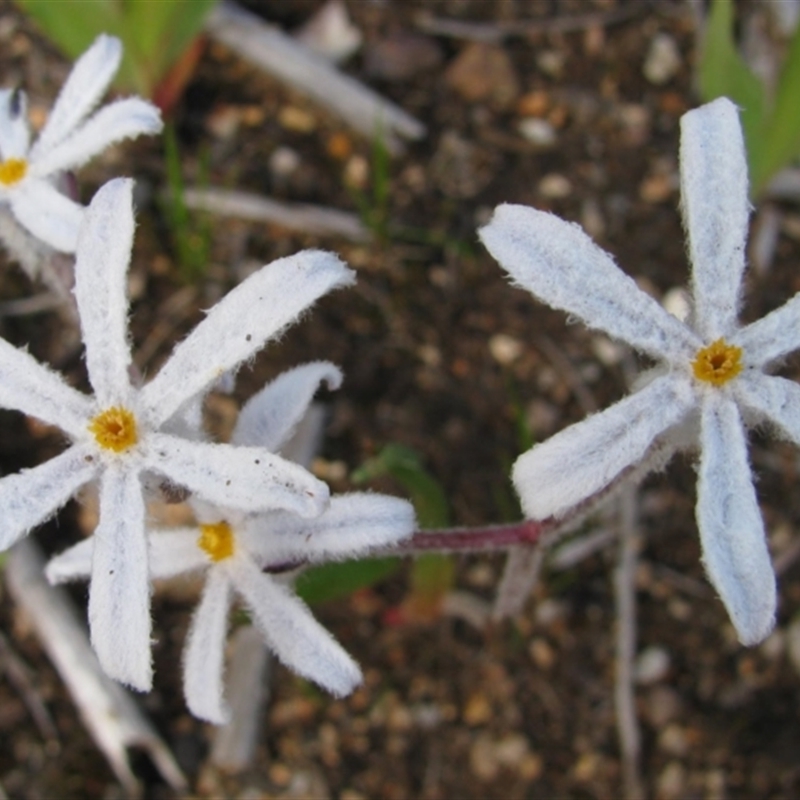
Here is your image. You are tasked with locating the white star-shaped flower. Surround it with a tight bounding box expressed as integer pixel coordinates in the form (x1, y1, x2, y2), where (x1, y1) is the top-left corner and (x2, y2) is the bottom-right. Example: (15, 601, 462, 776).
(47, 361, 416, 723)
(0, 34, 162, 253)
(0, 177, 356, 689)
(479, 97, 800, 646)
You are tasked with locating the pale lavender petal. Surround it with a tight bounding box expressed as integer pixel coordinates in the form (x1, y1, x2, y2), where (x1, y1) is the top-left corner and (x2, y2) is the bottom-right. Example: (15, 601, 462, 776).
(0, 444, 97, 552)
(680, 98, 750, 340)
(0, 336, 92, 436)
(0, 88, 30, 160)
(149, 529, 209, 580)
(88, 464, 152, 690)
(244, 493, 414, 565)
(31, 99, 162, 176)
(731, 293, 800, 367)
(141, 251, 355, 426)
(229, 557, 362, 696)
(143, 434, 329, 517)
(183, 569, 231, 724)
(513, 374, 695, 520)
(479, 204, 700, 362)
(73, 178, 134, 407)
(733, 373, 800, 445)
(46, 537, 93, 584)
(30, 34, 121, 160)
(9, 179, 84, 253)
(697, 392, 775, 645)
(232, 361, 343, 451)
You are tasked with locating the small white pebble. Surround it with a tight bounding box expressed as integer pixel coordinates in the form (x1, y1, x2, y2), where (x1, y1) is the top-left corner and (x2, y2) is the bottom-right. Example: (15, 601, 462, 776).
(268, 146, 301, 179)
(590, 335, 623, 367)
(662, 286, 691, 322)
(489, 333, 524, 365)
(538, 173, 572, 199)
(518, 117, 557, 147)
(635, 645, 671, 685)
(643, 33, 682, 85)
(536, 49, 565, 77)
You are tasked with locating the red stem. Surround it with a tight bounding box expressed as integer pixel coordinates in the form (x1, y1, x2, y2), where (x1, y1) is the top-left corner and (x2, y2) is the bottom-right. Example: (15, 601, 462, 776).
(394, 519, 547, 553)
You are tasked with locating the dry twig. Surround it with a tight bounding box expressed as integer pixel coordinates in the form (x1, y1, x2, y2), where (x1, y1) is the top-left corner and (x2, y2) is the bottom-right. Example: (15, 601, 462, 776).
(205, 2, 425, 154)
(210, 626, 271, 773)
(414, 4, 644, 43)
(614, 487, 644, 800)
(5, 539, 187, 798)
(180, 187, 371, 242)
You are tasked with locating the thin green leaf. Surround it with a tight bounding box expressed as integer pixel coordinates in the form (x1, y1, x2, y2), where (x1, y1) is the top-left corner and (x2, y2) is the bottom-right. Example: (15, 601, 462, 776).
(295, 557, 399, 605)
(352, 444, 449, 529)
(697, 0, 765, 160)
(752, 24, 800, 194)
(16, 0, 216, 97)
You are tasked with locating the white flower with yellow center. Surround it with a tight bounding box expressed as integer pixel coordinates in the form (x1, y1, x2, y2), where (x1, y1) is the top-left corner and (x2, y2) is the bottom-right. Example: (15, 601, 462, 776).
(479, 97, 800, 646)
(0, 34, 162, 252)
(0, 178, 356, 690)
(47, 362, 416, 723)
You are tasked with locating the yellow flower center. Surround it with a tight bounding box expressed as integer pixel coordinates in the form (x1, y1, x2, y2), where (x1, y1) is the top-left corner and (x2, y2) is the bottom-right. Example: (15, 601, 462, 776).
(198, 521, 235, 562)
(88, 406, 139, 453)
(0, 158, 27, 186)
(692, 338, 743, 386)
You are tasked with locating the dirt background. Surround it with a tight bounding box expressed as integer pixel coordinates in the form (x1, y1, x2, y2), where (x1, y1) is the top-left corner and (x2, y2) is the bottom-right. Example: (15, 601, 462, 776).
(2, 0, 800, 798)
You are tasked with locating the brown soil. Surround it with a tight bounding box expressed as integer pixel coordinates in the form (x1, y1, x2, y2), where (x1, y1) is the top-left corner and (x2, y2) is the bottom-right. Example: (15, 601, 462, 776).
(2, 1, 800, 798)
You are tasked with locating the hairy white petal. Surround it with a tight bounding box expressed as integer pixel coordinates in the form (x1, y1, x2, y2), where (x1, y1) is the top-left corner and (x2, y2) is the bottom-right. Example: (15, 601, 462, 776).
(680, 98, 750, 340)
(230, 557, 362, 696)
(88, 465, 152, 690)
(144, 434, 329, 517)
(73, 179, 134, 406)
(479, 204, 700, 361)
(733, 373, 800, 444)
(31, 99, 163, 176)
(731, 293, 800, 367)
(141, 251, 356, 426)
(149, 529, 209, 580)
(0, 337, 92, 436)
(30, 34, 122, 160)
(9, 179, 84, 253)
(513, 374, 695, 519)
(0, 89, 30, 160)
(245, 493, 415, 564)
(697, 393, 775, 645)
(183, 569, 231, 724)
(232, 361, 343, 451)
(46, 537, 93, 584)
(0, 444, 97, 551)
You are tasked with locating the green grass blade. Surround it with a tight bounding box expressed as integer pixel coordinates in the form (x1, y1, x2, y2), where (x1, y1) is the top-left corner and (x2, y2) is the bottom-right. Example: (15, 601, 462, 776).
(752, 24, 800, 193)
(697, 0, 766, 165)
(295, 557, 400, 605)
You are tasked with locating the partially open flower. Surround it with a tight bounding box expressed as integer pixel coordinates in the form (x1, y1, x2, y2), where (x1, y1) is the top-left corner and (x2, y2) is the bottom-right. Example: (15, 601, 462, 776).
(47, 362, 416, 723)
(0, 178, 355, 690)
(480, 97, 800, 646)
(0, 34, 162, 253)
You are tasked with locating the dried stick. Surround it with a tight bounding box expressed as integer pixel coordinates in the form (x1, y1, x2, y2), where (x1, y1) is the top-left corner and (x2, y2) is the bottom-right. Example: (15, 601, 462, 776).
(180, 187, 371, 242)
(614, 486, 644, 800)
(414, 4, 645, 43)
(205, 2, 425, 154)
(491, 544, 545, 620)
(210, 626, 271, 772)
(0, 291, 65, 318)
(0, 629, 58, 744)
(765, 167, 800, 201)
(5, 538, 187, 798)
